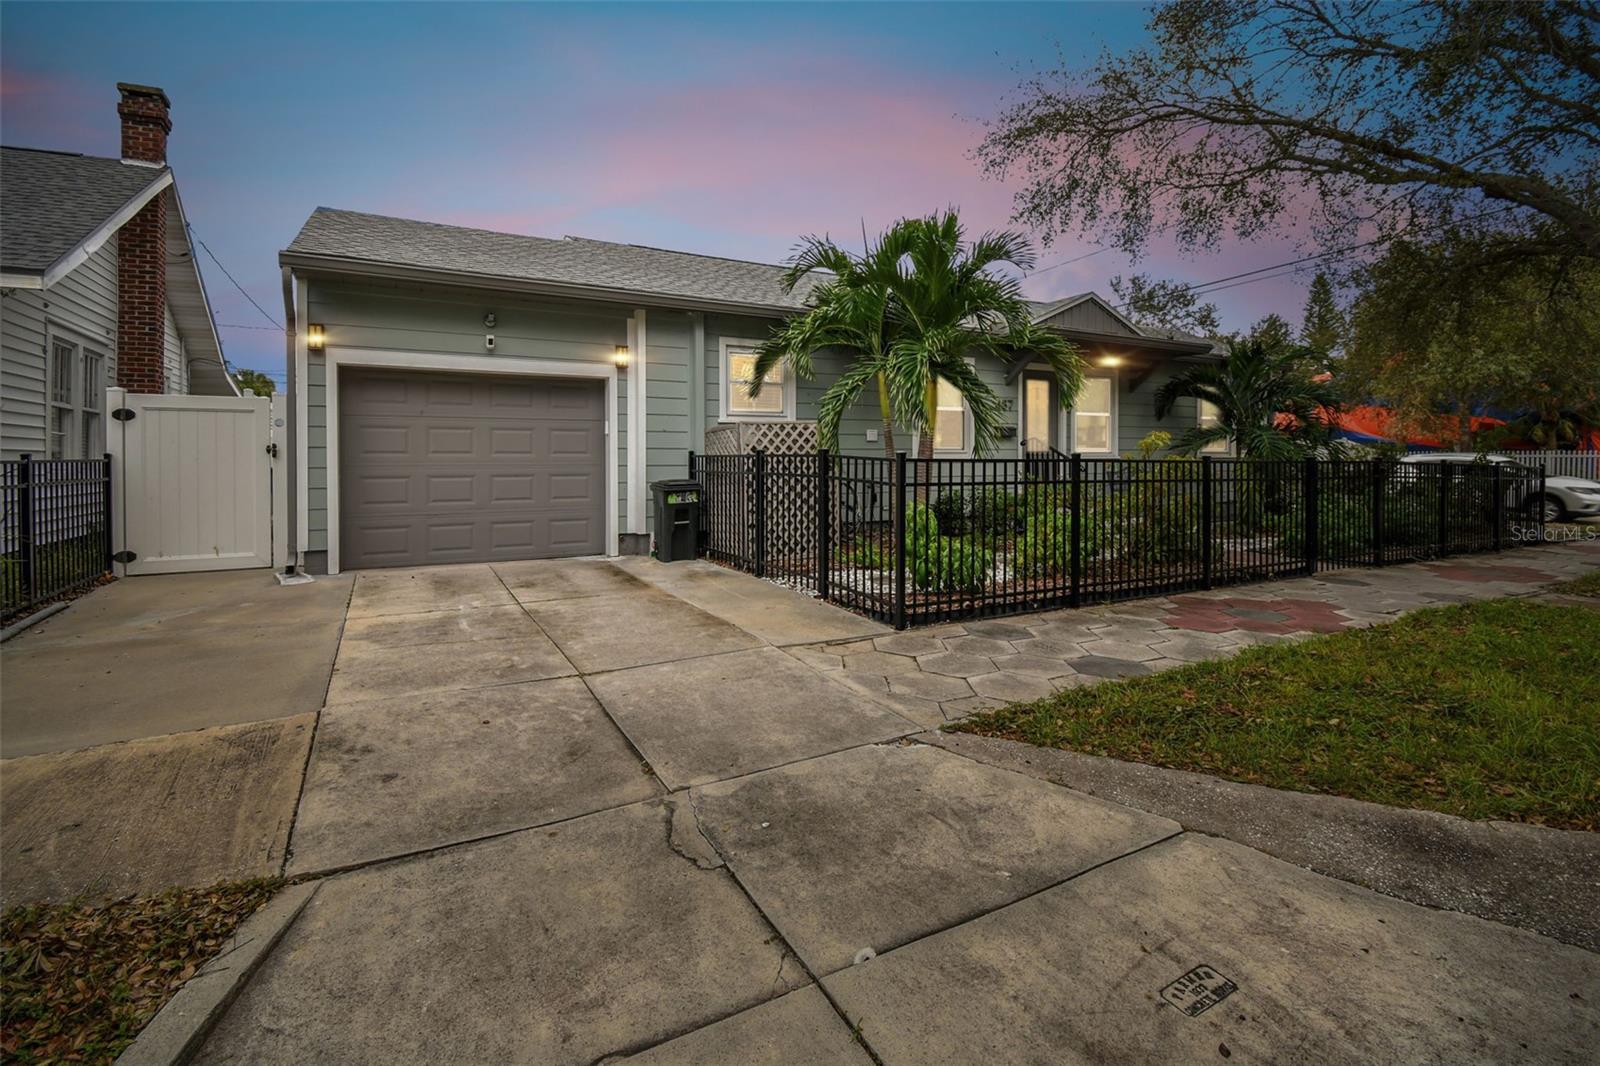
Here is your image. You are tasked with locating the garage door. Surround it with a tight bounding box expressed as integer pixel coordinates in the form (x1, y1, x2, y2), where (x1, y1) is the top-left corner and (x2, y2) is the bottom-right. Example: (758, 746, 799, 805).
(339, 368, 606, 568)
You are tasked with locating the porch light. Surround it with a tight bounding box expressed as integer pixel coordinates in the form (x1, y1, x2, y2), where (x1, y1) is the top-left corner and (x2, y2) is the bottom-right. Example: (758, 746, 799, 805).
(1098, 354, 1123, 368)
(306, 323, 326, 351)
(614, 345, 631, 370)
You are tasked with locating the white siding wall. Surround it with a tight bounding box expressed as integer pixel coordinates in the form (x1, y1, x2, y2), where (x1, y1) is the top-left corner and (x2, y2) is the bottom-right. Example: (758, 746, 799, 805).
(162, 303, 187, 393)
(0, 237, 120, 461)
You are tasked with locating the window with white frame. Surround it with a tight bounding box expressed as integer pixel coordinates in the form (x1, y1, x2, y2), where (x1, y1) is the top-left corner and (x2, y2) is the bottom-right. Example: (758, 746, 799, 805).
(46, 336, 106, 459)
(933, 376, 967, 452)
(1072, 375, 1115, 453)
(1196, 398, 1230, 454)
(722, 340, 791, 419)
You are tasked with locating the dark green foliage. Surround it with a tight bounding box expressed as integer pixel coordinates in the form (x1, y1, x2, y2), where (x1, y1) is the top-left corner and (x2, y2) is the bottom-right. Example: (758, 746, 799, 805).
(910, 537, 994, 594)
(970, 488, 1020, 535)
(1015, 510, 1072, 578)
(930, 491, 971, 536)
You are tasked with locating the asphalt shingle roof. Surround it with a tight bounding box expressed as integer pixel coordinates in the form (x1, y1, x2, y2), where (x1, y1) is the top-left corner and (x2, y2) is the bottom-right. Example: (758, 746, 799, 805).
(0, 147, 168, 274)
(285, 207, 825, 311)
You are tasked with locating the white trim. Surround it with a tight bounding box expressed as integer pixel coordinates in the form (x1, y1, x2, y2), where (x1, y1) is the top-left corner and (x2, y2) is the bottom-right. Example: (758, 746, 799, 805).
(718, 336, 795, 422)
(321, 346, 620, 575)
(294, 277, 310, 569)
(107, 387, 129, 578)
(29, 171, 176, 291)
(0, 273, 44, 289)
(1069, 370, 1119, 455)
(1196, 397, 1233, 455)
(270, 393, 288, 568)
(629, 309, 648, 535)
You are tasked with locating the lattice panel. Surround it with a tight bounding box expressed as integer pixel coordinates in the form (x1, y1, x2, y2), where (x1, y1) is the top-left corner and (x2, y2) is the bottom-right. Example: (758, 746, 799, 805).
(703, 421, 818, 456)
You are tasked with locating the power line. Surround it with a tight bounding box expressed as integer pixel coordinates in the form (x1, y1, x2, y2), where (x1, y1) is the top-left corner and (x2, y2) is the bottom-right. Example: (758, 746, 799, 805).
(217, 322, 285, 331)
(193, 230, 283, 329)
(1027, 246, 1109, 278)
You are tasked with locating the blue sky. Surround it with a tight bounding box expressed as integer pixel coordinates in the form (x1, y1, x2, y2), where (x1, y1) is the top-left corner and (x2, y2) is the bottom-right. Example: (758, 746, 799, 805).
(2, 2, 1314, 383)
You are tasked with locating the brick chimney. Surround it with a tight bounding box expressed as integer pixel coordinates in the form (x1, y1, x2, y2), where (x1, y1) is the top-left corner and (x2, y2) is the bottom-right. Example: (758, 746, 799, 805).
(116, 83, 171, 392)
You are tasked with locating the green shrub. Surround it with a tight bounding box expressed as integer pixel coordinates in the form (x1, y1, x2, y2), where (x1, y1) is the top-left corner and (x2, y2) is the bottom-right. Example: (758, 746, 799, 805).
(838, 537, 890, 570)
(1014, 511, 1071, 577)
(931, 491, 970, 536)
(1280, 491, 1370, 560)
(971, 488, 1021, 534)
(906, 500, 939, 550)
(1019, 481, 1069, 516)
(910, 536, 994, 593)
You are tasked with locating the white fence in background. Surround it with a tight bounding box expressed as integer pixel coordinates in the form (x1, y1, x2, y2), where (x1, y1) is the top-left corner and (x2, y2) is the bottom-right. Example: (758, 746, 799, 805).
(107, 387, 285, 575)
(1507, 450, 1600, 480)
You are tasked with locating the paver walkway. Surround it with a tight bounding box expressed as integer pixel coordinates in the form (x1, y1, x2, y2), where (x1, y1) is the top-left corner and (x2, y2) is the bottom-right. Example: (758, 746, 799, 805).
(119, 541, 1600, 1062)
(801, 539, 1600, 726)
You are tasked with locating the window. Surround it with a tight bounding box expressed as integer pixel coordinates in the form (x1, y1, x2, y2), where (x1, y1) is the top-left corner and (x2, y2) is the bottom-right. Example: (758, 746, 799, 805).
(45, 336, 106, 459)
(1072, 375, 1115, 453)
(1197, 398, 1229, 454)
(722, 341, 791, 419)
(933, 377, 967, 452)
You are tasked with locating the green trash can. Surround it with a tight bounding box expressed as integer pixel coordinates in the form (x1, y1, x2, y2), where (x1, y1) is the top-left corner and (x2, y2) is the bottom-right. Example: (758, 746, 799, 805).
(651, 478, 701, 561)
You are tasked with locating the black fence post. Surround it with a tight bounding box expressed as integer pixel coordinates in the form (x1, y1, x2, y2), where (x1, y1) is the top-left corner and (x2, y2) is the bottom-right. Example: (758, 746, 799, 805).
(17, 454, 35, 604)
(1492, 462, 1503, 552)
(815, 448, 831, 601)
(1436, 462, 1451, 557)
(1303, 457, 1319, 574)
(1200, 456, 1214, 589)
(893, 451, 907, 630)
(1069, 452, 1083, 608)
(753, 449, 768, 578)
(102, 453, 114, 573)
(1538, 464, 1548, 542)
(1371, 461, 1385, 567)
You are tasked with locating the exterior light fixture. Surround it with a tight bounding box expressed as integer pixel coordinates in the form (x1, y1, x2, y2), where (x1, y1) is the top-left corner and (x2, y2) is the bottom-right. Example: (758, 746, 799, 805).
(614, 345, 631, 370)
(1098, 354, 1123, 368)
(306, 323, 326, 351)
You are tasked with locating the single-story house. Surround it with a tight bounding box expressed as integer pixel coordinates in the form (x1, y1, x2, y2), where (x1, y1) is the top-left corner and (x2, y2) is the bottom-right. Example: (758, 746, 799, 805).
(278, 208, 1224, 573)
(1, 83, 235, 462)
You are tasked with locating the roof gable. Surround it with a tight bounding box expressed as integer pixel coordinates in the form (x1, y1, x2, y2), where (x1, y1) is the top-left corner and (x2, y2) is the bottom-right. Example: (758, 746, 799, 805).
(1030, 292, 1144, 337)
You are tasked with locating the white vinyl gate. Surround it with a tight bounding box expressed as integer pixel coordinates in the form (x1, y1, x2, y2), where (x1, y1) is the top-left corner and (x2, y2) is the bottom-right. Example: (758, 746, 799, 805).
(107, 387, 285, 575)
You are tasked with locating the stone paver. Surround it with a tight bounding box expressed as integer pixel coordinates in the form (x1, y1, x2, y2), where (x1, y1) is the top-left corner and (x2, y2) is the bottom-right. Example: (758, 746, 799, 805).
(824, 834, 1600, 1065)
(967, 671, 1056, 702)
(689, 743, 1178, 975)
(916, 652, 996, 678)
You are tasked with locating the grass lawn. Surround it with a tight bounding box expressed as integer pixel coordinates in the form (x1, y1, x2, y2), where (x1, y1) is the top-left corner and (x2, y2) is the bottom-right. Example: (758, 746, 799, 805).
(1, 879, 280, 1064)
(1551, 570, 1600, 597)
(957, 598, 1600, 830)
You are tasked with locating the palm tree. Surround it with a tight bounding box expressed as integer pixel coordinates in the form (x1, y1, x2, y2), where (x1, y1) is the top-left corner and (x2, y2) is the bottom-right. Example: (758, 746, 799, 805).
(751, 210, 1083, 460)
(1154, 339, 1342, 458)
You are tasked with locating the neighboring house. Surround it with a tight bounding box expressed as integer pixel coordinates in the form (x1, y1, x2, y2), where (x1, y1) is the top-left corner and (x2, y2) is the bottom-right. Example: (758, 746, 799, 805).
(0, 83, 234, 462)
(278, 208, 1223, 573)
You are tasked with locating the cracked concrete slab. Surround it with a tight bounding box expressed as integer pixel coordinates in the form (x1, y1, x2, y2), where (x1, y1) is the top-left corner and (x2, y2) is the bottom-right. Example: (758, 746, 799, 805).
(1, 714, 313, 906)
(288, 679, 660, 875)
(824, 833, 1600, 1065)
(924, 730, 1600, 952)
(344, 564, 513, 619)
(196, 802, 808, 1065)
(587, 648, 917, 789)
(689, 743, 1179, 975)
(324, 624, 576, 705)
(336, 604, 538, 649)
(522, 588, 762, 674)
(605, 985, 872, 1065)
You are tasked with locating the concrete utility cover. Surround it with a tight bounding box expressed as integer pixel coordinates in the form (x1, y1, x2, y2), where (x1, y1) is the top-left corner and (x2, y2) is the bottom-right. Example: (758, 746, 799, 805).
(823, 834, 1600, 1065)
(1, 714, 313, 905)
(196, 803, 808, 1065)
(606, 985, 872, 1064)
(586, 647, 917, 789)
(690, 743, 1179, 975)
(522, 586, 763, 674)
(288, 678, 661, 875)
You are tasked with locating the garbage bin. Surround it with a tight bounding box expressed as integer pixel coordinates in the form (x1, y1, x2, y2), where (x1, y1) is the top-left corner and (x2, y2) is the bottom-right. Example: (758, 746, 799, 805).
(651, 478, 701, 562)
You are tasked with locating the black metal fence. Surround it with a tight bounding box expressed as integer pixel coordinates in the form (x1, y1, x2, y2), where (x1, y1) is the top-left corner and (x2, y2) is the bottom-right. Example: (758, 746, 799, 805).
(690, 450, 1545, 628)
(2, 455, 113, 621)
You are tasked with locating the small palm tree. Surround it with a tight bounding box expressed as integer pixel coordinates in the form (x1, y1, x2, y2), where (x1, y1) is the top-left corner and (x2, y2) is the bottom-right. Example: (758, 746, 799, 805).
(1154, 339, 1342, 458)
(751, 210, 1083, 459)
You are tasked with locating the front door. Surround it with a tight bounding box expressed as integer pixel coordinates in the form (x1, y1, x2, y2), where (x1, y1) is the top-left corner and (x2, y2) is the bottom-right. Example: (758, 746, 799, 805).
(1021, 372, 1058, 455)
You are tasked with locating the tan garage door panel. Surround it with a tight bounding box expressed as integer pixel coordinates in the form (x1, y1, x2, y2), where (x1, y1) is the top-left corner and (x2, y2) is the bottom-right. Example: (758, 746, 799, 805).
(340, 369, 605, 568)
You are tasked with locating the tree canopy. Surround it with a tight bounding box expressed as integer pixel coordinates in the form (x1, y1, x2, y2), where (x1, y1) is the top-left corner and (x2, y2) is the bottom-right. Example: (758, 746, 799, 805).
(979, 1, 1600, 263)
(1299, 273, 1346, 357)
(229, 367, 275, 396)
(1107, 272, 1222, 336)
(1154, 338, 1341, 458)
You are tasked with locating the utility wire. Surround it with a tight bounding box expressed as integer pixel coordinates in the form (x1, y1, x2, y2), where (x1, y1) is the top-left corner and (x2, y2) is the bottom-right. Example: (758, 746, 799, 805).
(217, 323, 286, 331)
(194, 230, 283, 329)
(1027, 246, 1109, 277)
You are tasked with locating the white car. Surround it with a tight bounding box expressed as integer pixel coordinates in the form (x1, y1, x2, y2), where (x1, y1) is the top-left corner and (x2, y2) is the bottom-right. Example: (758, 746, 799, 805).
(1399, 452, 1600, 522)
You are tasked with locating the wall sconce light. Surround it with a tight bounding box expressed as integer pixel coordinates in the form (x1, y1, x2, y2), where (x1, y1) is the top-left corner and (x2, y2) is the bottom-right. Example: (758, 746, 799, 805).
(306, 323, 325, 351)
(1098, 354, 1123, 368)
(614, 345, 632, 370)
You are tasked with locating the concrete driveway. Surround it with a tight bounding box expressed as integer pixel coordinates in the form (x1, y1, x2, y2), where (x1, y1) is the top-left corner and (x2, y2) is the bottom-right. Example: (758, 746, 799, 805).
(5, 552, 1596, 1062)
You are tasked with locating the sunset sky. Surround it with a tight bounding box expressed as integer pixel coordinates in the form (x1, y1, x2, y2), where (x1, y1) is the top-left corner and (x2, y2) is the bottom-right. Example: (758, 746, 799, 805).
(2, 1, 1320, 384)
